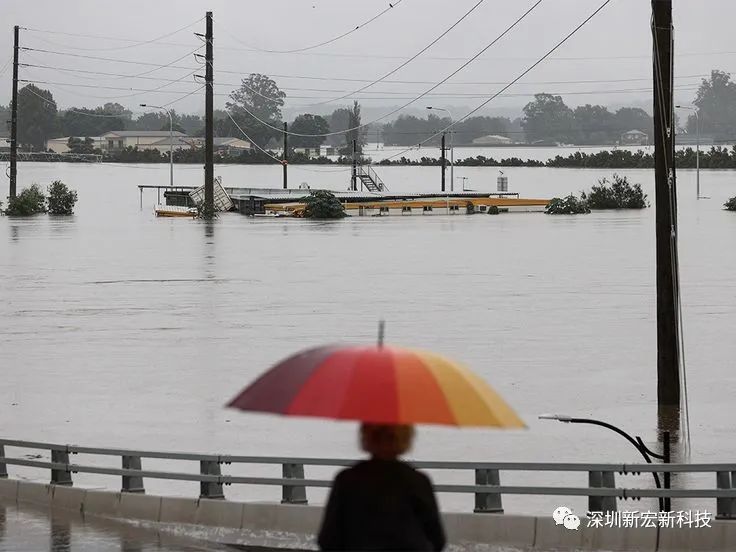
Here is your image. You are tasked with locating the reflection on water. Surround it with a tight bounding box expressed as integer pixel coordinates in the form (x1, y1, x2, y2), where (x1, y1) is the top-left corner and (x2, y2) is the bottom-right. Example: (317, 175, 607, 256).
(0, 501, 224, 551)
(1, 164, 736, 518)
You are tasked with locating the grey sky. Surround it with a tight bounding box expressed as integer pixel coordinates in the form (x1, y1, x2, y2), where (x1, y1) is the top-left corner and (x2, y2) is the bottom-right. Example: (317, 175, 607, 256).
(0, 0, 733, 120)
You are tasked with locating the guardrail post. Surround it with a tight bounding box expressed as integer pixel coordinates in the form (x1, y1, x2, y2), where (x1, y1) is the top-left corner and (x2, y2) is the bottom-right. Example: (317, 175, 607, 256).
(589, 471, 616, 513)
(716, 471, 734, 519)
(200, 460, 224, 500)
(121, 455, 145, 493)
(281, 463, 308, 505)
(0, 445, 7, 478)
(473, 469, 503, 513)
(601, 470, 617, 512)
(50, 449, 73, 486)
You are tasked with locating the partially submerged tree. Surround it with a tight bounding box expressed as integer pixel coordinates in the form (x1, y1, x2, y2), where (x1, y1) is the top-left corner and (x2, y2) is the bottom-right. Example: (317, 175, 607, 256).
(47, 181, 78, 215)
(724, 197, 736, 211)
(303, 190, 346, 219)
(545, 194, 590, 215)
(5, 184, 47, 216)
(582, 174, 648, 209)
(290, 114, 329, 148)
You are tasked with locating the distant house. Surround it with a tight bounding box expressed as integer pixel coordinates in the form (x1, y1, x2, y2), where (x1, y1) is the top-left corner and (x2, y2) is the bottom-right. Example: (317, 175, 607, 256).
(101, 130, 187, 151)
(471, 134, 513, 146)
(620, 129, 649, 146)
(293, 147, 322, 158)
(46, 136, 105, 154)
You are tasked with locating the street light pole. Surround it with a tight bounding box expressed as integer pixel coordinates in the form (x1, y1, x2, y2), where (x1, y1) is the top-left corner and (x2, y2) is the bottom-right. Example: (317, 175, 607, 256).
(540, 414, 671, 511)
(675, 105, 700, 200)
(140, 104, 174, 190)
(427, 107, 454, 192)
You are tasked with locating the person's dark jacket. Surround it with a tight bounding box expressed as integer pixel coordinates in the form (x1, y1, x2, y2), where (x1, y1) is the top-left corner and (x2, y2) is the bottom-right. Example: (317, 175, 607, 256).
(317, 459, 446, 551)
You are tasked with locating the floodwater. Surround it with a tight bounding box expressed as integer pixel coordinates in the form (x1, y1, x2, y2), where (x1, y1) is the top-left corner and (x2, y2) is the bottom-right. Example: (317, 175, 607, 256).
(1, 159, 736, 539)
(0, 500, 229, 551)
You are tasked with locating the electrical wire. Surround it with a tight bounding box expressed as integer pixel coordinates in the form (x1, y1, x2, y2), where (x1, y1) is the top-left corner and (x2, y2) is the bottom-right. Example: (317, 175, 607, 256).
(21, 18, 204, 52)
(224, 111, 283, 164)
(231, 0, 545, 138)
(214, 1, 405, 54)
(381, 0, 614, 162)
(295, 0, 489, 107)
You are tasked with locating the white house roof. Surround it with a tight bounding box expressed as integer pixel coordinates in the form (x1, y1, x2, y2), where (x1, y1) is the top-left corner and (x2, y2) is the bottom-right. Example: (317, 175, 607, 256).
(102, 130, 187, 138)
(623, 129, 648, 135)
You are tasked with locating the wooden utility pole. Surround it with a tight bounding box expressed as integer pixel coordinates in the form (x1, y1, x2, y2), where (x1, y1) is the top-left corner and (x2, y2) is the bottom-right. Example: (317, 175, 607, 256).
(282, 122, 288, 189)
(204, 11, 214, 215)
(652, 0, 680, 407)
(440, 133, 446, 192)
(9, 25, 19, 199)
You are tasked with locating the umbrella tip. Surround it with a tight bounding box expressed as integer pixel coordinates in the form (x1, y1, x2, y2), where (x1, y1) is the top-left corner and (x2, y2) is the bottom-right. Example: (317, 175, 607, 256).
(377, 319, 385, 347)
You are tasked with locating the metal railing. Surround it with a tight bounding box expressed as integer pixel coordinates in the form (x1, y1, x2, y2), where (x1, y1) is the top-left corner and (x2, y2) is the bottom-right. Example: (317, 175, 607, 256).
(356, 165, 388, 192)
(1, 438, 735, 518)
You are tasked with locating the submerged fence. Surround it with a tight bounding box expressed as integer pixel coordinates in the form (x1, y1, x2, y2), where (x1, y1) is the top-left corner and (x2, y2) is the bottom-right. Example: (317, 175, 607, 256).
(1, 438, 735, 519)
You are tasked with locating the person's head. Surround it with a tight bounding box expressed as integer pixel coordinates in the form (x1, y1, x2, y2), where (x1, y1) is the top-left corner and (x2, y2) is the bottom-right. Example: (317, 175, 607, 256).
(360, 423, 415, 460)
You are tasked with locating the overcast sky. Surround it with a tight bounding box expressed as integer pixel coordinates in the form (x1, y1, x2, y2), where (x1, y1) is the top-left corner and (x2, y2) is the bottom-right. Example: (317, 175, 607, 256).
(1, 0, 734, 121)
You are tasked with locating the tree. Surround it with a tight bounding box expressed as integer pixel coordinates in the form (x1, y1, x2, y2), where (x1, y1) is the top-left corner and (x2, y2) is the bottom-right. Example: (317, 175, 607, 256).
(345, 101, 363, 154)
(226, 73, 285, 147)
(545, 194, 590, 215)
(59, 104, 127, 138)
(326, 107, 351, 147)
(4, 184, 47, 216)
(67, 136, 96, 154)
(581, 174, 648, 209)
(47, 180, 78, 215)
(572, 104, 615, 144)
(16, 84, 58, 150)
(691, 70, 736, 141)
(521, 93, 575, 144)
(303, 190, 346, 219)
(160, 121, 186, 134)
(289, 114, 329, 148)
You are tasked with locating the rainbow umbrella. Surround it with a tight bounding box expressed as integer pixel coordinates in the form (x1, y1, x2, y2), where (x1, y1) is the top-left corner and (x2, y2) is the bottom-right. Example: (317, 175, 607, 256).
(227, 342, 524, 428)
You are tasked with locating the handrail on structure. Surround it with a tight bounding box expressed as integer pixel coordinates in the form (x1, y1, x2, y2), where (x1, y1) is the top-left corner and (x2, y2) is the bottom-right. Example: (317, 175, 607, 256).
(1, 438, 735, 518)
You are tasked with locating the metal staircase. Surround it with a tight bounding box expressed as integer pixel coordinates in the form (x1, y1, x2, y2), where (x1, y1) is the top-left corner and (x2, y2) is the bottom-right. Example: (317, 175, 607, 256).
(355, 165, 388, 192)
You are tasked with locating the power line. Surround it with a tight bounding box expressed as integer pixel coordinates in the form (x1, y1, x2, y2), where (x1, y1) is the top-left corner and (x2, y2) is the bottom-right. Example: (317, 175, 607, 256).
(21, 18, 204, 52)
(18, 61, 711, 91)
(382, 0, 615, 162)
(231, 0, 546, 138)
(214, 1, 405, 54)
(293, 0, 490, 108)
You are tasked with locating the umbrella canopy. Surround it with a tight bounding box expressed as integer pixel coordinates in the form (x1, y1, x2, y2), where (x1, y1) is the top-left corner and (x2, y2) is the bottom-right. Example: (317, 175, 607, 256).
(227, 345, 525, 428)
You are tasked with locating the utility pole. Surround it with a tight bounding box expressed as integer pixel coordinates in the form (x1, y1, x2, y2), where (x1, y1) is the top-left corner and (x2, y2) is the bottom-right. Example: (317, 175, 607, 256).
(652, 0, 680, 408)
(351, 139, 357, 191)
(204, 11, 214, 215)
(9, 25, 19, 199)
(440, 133, 446, 192)
(282, 122, 288, 189)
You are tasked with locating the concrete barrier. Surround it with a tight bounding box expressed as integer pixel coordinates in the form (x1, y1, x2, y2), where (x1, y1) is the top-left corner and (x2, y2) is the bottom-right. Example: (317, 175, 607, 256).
(445, 512, 535, 549)
(534, 516, 658, 551)
(5, 479, 736, 551)
(658, 522, 736, 552)
(0, 478, 18, 501)
(194, 498, 244, 529)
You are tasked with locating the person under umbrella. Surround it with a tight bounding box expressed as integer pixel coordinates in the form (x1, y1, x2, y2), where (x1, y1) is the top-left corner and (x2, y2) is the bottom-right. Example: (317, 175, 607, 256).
(318, 423, 445, 551)
(227, 332, 525, 551)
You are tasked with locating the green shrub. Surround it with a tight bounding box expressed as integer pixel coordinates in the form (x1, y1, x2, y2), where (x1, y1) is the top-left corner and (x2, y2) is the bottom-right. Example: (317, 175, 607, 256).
(546, 194, 590, 215)
(487, 205, 500, 215)
(725, 197, 736, 211)
(47, 180, 78, 215)
(5, 184, 47, 216)
(303, 190, 346, 219)
(582, 174, 648, 209)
